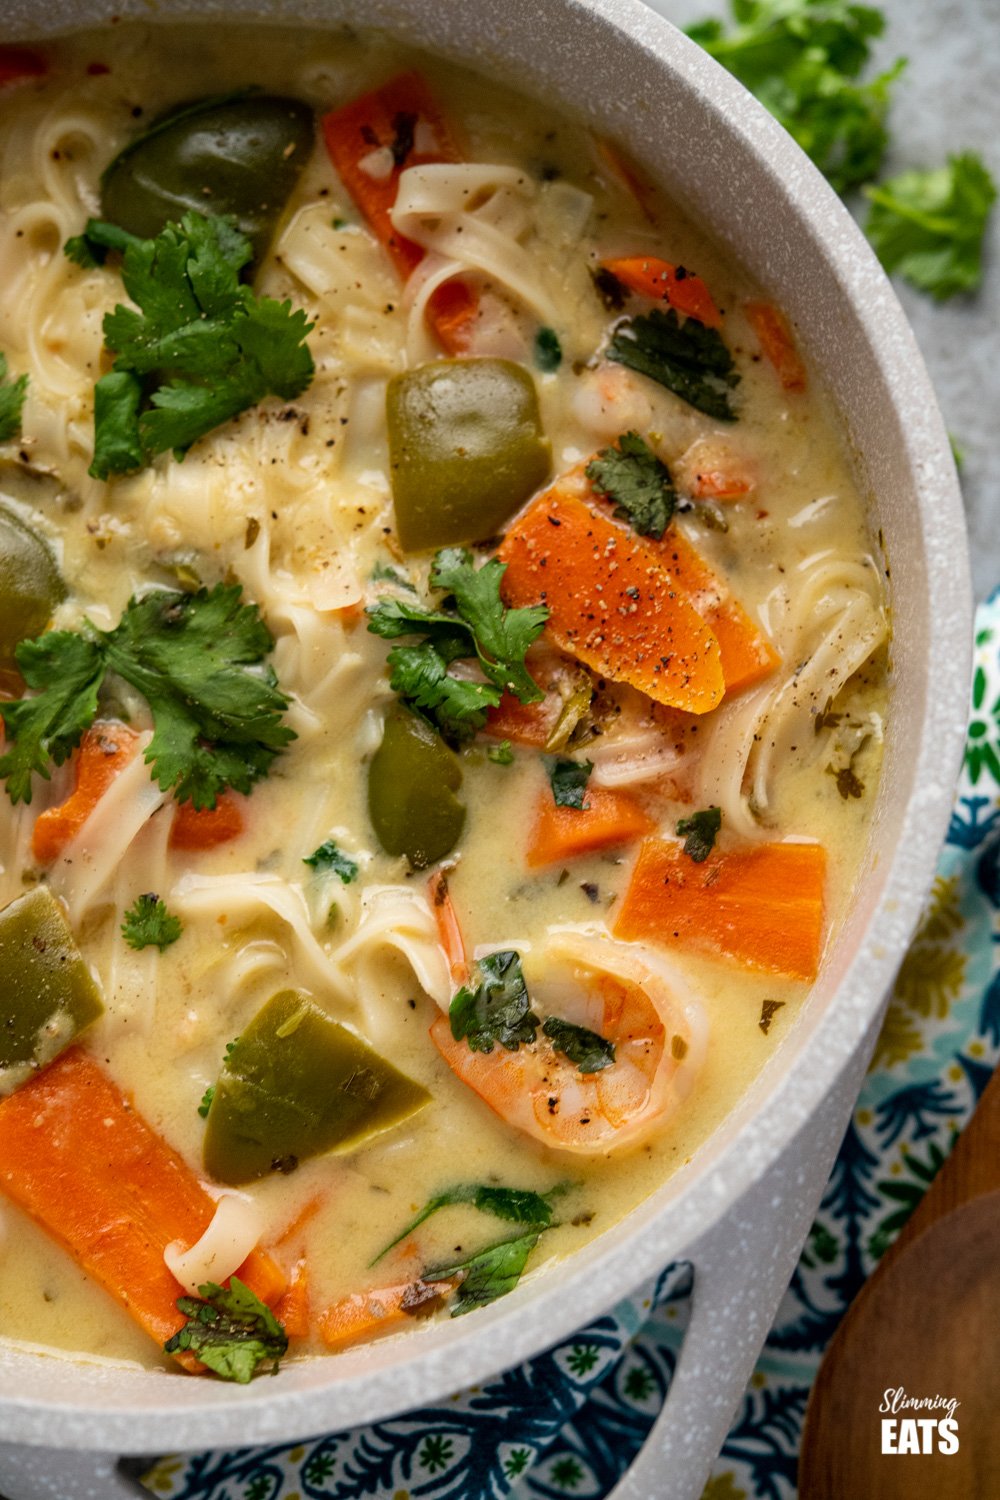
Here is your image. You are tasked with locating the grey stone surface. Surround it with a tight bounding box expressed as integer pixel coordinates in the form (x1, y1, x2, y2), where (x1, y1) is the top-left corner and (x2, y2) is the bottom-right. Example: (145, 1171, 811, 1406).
(653, 0, 1000, 599)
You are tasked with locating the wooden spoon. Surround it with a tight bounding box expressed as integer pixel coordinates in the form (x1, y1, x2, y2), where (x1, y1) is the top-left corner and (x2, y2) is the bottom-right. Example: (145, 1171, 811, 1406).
(798, 1061, 1000, 1499)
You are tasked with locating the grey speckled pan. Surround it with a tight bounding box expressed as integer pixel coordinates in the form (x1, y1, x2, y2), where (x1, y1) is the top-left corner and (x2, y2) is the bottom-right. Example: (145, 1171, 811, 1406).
(0, 2, 972, 1497)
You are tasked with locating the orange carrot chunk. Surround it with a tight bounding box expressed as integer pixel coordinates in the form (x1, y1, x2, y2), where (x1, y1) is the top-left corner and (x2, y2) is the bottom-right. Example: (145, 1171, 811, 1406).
(613, 837, 826, 981)
(31, 723, 140, 865)
(0, 1047, 286, 1355)
(483, 689, 559, 749)
(169, 791, 244, 851)
(526, 787, 655, 868)
(604, 255, 722, 329)
(318, 1276, 457, 1351)
(745, 301, 807, 393)
(498, 477, 725, 715)
(322, 72, 478, 354)
(274, 1259, 310, 1341)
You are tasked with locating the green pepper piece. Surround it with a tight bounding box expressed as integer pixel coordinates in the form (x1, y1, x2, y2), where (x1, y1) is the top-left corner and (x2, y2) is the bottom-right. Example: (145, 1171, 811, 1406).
(368, 706, 466, 869)
(0, 887, 104, 1098)
(0, 504, 65, 672)
(100, 93, 314, 262)
(387, 359, 551, 552)
(203, 989, 429, 1185)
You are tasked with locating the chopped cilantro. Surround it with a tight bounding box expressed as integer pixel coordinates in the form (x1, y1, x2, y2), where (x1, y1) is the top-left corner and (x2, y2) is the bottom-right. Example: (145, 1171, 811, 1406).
(197, 1084, 215, 1119)
(676, 806, 722, 862)
(0, 584, 295, 808)
(547, 757, 593, 810)
(586, 431, 677, 540)
(303, 840, 359, 883)
(367, 548, 548, 742)
(163, 1276, 287, 1382)
(488, 740, 514, 766)
(534, 326, 562, 372)
(371, 1181, 559, 1264)
(0, 354, 28, 444)
(424, 1229, 545, 1316)
(449, 949, 540, 1054)
(371, 559, 417, 593)
(64, 218, 140, 270)
(607, 309, 739, 422)
(86, 210, 314, 478)
(121, 893, 182, 951)
(542, 1016, 615, 1074)
(687, 0, 905, 194)
(864, 153, 997, 301)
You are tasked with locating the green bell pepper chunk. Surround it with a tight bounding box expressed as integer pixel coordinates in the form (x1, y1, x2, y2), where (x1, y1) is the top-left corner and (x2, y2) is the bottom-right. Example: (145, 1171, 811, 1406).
(368, 706, 466, 869)
(101, 93, 314, 262)
(0, 886, 104, 1098)
(203, 989, 429, 1185)
(387, 359, 551, 552)
(0, 503, 65, 671)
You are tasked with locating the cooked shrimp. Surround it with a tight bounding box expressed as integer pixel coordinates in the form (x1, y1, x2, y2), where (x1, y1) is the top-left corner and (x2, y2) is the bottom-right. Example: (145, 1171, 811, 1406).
(429, 929, 707, 1154)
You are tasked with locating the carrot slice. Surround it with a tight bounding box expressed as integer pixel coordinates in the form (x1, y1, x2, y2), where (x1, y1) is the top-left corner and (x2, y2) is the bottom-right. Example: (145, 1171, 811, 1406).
(318, 1276, 457, 1350)
(428, 869, 469, 986)
(0, 1047, 286, 1356)
(604, 255, 722, 329)
(169, 791, 244, 851)
(498, 478, 725, 715)
(745, 301, 807, 393)
(484, 689, 558, 749)
(613, 837, 826, 980)
(526, 786, 655, 868)
(31, 723, 140, 865)
(274, 1259, 310, 1340)
(322, 72, 478, 354)
(0, 48, 46, 86)
(595, 138, 656, 222)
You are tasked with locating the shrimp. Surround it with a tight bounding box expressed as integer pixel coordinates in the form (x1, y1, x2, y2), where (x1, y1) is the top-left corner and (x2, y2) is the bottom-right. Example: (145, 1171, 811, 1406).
(429, 929, 707, 1155)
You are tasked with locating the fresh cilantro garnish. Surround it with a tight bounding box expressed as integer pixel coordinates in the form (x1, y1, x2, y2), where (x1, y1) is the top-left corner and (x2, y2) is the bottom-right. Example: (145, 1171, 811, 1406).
(371, 1181, 559, 1265)
(0, 354, 28, 443)
(687, 0, 905, 194)
(64, 218, 140, 270)
(547, 757, 593, 810)
(488, 740, 514, 766)
(86, 210, 314, 478)
(449, 949, 540, 1054)
(534, 326, 562, 372)
(0, 584, 295, 807)
(607, 309, 739, 422)
(197, 1084, 215, 1119)
(163, 1276, 287, 1382)
(542, 1016, 615, 1074)
(371, 559, 417, 593)
(586, 432, 677, 540)
(864, 153, 997, 301)
(424, 1229, 545, 1316)
(303, 840, 359, 883)
(367, 548, 548, 742)
(676, 806, 722, 863)
(121, 893, 182, 951)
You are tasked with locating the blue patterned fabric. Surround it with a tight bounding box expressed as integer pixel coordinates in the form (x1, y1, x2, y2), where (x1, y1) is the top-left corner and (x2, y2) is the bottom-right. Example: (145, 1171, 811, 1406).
(143, 603, 998, 1500)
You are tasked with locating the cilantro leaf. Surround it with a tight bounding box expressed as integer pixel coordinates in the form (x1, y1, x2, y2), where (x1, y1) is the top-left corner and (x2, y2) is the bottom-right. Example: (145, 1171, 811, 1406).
(64, 218, 141, 269)
(687, 0, 905, 194)
(488, 740, 514, 766)
(430, 549, 548, 703)
(864, 153, 997, 301)
(121, 893, 182, 951)
(542, 1016, 615, 1074)
(385, 643, 501, 741)
(371, 1181, 558, 1264)
(676, 805, 722, 863)
(547, 757, 593, 810)
(586, 432, 676, 540)
(0, 633, 105, 803)
(303, 840, 359, 883)
(197, 1084, 215, 1119)
(88, 211, 314, 478)
(608, 309, 739, 422)
(449, 949, 540, 1054)
(163, 1276, 287, 1382)
(534, 326, 562, 371)
(0, 353, 28, 444)
(424, 1229, 544, 1316)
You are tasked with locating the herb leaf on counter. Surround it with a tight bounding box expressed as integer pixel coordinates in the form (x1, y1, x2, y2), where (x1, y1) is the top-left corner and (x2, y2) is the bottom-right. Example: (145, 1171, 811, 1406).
(164, 1276, 287, 1382)
(121, 893, 182, 952)
(586, 432, 676, 540)
(547, 757, 593, 810)
(608, 309, 739, 422)
(304, 840, 359, 883)
(424, 1229, 545, 1316)
(449, 949, 541, 1054)
(676, 806, 722, 863)
(864, 152, 997, 301)
(0, 354, 28, 443)
(371, 1182, 559, 1265)
(542, 1016, 616, 1074)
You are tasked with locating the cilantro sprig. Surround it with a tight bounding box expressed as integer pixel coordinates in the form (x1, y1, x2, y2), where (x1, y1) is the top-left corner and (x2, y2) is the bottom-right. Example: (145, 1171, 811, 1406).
(864, 153, 997, 301)
(541, 1017, 615, 1074)
(607, 309, 739, 422)
(0, 584, 295, 808)
(121, 893, 182, 952)
(367, 548, 548, 742)
(450, 949, 540, 1054)
(546, 757, 593, 810)
(372, 1182, 560, 1265)
(586, 432, 677, 540)
(425, 1229, 546, 1317)
(303, 840, 359, 883)
(0, 354, 28, 443)
(163, 1277, 287, 1382)
(80, 211, 314, 478)
(676, 806, 722, 863)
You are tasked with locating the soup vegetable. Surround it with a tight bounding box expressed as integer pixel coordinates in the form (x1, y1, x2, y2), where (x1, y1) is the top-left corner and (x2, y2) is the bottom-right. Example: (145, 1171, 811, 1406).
(0, 25, 888, 1379)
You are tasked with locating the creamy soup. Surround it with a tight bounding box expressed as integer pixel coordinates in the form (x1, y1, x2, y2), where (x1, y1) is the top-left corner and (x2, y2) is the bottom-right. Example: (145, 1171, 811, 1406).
(0, 23, 887, 1375)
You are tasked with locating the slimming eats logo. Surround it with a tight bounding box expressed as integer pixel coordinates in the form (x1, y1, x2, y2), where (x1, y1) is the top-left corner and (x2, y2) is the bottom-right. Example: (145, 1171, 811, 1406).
(880, 1387, 960, 1454)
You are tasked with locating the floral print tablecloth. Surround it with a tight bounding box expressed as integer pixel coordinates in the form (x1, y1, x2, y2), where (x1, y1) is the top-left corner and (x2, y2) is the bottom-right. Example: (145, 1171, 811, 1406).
(142, 601, 999, 1500)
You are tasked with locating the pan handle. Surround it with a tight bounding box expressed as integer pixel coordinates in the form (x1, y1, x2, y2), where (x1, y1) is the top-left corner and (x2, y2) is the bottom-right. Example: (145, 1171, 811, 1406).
(606, 1049, 867, 1500)
(0, 1443, 148, 1499)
